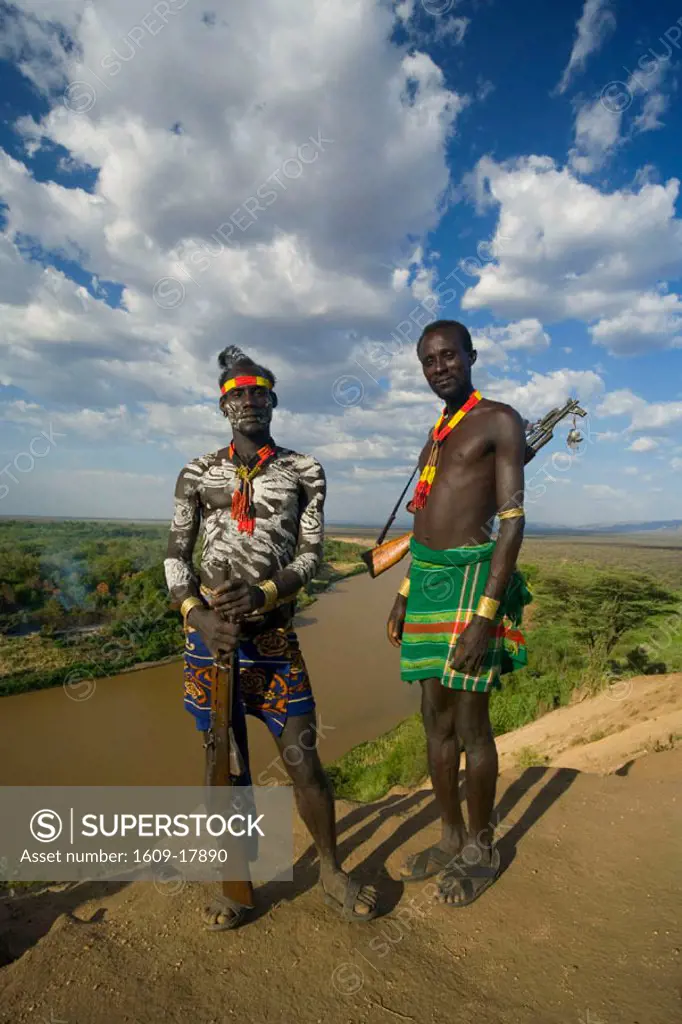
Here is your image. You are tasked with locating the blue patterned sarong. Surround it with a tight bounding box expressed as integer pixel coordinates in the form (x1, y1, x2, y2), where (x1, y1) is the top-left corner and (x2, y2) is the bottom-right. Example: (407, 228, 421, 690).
(183, 626, 315, 740)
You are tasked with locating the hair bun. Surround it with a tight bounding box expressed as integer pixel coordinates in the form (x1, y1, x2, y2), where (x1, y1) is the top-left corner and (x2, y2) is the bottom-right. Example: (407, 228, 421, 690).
(218, 345, 249, 370)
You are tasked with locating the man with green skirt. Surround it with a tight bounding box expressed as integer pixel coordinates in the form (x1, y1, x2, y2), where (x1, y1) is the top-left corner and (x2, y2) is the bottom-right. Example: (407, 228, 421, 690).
(387, 319, 532, 907)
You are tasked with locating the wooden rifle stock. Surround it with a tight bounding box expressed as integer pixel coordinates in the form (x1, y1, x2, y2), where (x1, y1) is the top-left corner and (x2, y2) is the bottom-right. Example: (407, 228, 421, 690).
(361, 531, 412, 578)
(207, 632, 254, 909)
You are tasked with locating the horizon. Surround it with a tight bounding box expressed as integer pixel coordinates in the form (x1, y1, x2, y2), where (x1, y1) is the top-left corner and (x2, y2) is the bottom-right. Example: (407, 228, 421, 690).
(2, 513, 681, 534)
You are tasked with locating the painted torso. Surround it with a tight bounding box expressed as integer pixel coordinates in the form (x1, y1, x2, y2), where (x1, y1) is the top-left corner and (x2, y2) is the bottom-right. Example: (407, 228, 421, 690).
(164, 445, 326, 622)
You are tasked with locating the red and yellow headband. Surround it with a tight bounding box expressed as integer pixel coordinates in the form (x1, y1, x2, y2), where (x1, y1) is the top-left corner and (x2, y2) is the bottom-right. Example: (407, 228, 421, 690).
(220, 375, 273, 395)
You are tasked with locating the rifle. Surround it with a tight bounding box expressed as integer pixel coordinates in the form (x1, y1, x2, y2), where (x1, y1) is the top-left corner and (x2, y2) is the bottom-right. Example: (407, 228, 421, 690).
(204, 574, 254, 912)
(361, 397, 587, 578)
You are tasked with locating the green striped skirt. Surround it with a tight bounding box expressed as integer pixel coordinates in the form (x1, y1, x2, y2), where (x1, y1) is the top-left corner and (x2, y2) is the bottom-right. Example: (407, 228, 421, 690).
(400, 538, 532, 693)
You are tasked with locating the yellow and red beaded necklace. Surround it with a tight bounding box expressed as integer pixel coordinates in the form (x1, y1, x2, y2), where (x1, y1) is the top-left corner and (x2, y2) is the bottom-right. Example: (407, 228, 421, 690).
(411, 389, 482, 510)
(227, 442, 276, 534)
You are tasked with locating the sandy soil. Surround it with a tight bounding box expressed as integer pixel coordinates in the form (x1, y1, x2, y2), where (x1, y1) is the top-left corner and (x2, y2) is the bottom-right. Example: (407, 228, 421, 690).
(2, 677, 681, 1024)
(496, 673, 682, 776)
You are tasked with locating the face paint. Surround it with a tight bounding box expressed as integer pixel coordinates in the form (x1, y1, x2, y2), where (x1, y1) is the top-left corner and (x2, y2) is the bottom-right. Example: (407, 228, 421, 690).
(223, 388, 273, 434)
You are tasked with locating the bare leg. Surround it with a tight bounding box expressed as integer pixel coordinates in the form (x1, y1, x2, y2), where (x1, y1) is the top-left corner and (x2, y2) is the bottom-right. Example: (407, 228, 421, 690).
(274, 712, 377, 918)
(456, 690, 497, 852)
(401, 677, 467, 879)
(422, 678, 469, 853)
(438, 690, 500, 905)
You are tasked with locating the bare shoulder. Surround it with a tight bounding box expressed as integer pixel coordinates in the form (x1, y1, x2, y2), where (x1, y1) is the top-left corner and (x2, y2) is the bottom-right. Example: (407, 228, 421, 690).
(478, 398, 525, 437)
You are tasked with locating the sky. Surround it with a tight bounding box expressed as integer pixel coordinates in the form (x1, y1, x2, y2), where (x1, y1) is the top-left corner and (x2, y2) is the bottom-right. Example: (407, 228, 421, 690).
(0, 0, 681, 527)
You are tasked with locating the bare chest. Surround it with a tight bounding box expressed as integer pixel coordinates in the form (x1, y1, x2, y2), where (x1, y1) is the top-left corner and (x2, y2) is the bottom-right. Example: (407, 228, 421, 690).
(420, 419, 492, 486)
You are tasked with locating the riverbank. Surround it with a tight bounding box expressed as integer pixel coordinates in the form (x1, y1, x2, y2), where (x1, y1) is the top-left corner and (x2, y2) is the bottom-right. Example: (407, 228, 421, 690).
(0, 534, 369, 697)
(0, 561, 422, 789)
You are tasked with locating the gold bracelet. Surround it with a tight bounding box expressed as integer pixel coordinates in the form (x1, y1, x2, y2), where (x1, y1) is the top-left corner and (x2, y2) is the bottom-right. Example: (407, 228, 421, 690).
(180, 595, 204, 625)
(475, 596, 500, 620)
(256, 579, 279, 613)
(397, 577, 410, 598)
(498, 507, 525, 520)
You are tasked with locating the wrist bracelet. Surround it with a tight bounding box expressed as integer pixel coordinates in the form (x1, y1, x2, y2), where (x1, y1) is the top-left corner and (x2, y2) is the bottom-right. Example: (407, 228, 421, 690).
(180, 595, 204, 626)
(397, 577, 410, 598)
(256, 579, 279, 613)
(475, 595, 499, 620)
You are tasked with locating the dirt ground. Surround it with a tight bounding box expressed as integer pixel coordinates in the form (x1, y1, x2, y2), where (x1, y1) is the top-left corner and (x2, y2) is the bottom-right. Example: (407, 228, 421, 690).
(1, 678, 681, 1024)
(496, 672, 682, 775)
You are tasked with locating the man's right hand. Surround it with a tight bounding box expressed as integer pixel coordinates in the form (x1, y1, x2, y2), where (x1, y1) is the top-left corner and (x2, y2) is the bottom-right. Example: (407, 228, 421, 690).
(387, 595, 407, 647)
(187, 606, 241, 660)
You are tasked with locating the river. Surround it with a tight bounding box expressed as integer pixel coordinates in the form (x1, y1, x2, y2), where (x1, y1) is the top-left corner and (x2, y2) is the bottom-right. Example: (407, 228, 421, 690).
(0, 563, 420, 787)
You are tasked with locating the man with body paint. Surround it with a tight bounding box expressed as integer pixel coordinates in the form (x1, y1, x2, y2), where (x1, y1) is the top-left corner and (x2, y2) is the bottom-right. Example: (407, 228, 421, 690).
(164, 344, 377, 930)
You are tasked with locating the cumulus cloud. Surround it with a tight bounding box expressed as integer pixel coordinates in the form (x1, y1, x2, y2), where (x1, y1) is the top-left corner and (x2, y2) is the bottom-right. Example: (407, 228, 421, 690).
(461, 155, 682, 355)
(556, 0, 616, 95)
(590, 291, 682, 355)
(628, 437, 660, 452)
(485, 368, 604, 420)
(597, 390, 682, 435)
(0, 0, 469, 414)
(478, 318, 551, 353)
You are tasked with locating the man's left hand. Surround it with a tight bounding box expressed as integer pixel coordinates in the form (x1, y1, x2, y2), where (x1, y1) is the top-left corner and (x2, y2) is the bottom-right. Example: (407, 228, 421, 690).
(208, 580, 261, 618)
(447, 617, 492, 676)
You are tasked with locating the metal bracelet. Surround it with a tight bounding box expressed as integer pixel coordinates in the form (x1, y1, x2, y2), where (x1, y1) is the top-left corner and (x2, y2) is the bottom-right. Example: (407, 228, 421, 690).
(475, 596, 500, 620)
(180, 595, 204, 626)
(257, 579, 279, 613)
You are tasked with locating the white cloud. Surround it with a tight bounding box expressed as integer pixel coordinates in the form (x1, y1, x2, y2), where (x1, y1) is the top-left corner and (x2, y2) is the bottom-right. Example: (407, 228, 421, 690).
(0, 0, 470, 415)
(485, 368, 604, 420)
(569, 94, 622, 174)
(583, 483, 626, 499)
(672, 457, 682, 471)
(568, 59, 671, 174)
(468, 318, 551, 369)
(461, 156, 682, 355)
(590, 290, 682, 354)
(597, 390, 682, 436)
(486, 318, 551, 352)
(556, 0, 616, 94)
(634, 91, 668, 134)
(628, 437, 659, 452)
(623, 466, 639, 475)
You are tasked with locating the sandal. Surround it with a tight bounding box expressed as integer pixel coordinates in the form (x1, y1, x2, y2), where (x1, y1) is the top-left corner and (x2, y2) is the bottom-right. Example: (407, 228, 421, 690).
(437, 846, 501, 908)
(323, 877, 379, 922)
(400, 845, 457, 883)
(203, 895, 252, 932)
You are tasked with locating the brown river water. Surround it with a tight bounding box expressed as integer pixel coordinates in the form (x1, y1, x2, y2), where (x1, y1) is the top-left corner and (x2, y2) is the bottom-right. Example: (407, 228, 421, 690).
(0, 564, 420, 787)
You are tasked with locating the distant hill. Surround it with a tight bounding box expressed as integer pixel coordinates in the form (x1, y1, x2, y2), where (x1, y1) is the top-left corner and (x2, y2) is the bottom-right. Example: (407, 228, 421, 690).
(526, 520, 682, 537)
(3, 516, 682, 536)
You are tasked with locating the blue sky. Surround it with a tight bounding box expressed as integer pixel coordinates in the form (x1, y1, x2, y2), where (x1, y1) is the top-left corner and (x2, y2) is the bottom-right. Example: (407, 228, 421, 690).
(0, 0, 681, 526)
